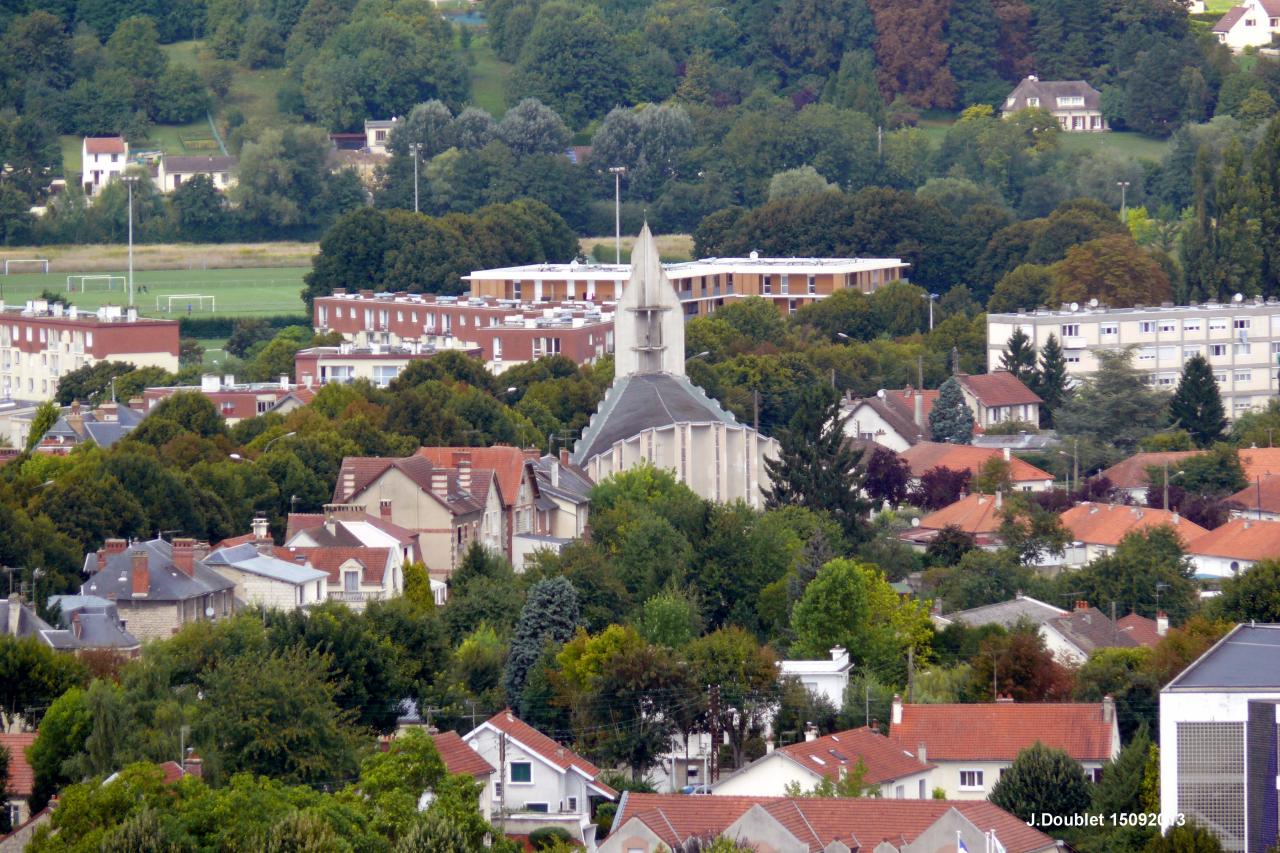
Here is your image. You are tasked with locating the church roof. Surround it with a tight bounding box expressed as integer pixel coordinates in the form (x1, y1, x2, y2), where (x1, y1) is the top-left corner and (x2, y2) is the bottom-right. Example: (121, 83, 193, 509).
(571, 372, 740, 465)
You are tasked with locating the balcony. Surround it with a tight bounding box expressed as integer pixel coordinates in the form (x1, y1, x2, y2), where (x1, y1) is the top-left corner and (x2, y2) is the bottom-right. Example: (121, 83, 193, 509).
(1062, 336, 1088, 349)
(328, 590, 384, 603)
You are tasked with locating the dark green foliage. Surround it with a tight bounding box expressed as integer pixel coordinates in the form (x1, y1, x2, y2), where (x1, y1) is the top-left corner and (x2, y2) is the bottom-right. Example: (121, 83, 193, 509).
(929, 377, 974, 444)
(1143, 820, 1224, 853)
(1056, 349, 1170, 454)
(1169, 355, 1226, 448)
(1031, 334, 1068, 427)
(999, 327, 1037, 384)
(1065, 527, 1197, 623)
(529, 828, 574, 850)
(862, 446, 911, 506)
(1211, 559, 1280, 623)
(503, 577, 580, 712)
(990, 742, 1092, 824)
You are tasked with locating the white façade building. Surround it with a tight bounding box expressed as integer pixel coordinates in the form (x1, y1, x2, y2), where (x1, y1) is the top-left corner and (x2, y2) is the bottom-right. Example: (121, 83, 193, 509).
(1160, 624, 1280, 853)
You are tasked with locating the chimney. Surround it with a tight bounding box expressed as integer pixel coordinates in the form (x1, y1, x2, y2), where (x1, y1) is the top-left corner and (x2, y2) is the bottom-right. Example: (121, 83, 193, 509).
(891, 694, 903, 726)
(765, 737, 775, 754)
(559, 448, 570, 465)
(182, 749, 203, 779)
(550, 460, 560, 488)
(917, 742, 927, 764)
(914, 391, 924, 429)
(131, 552, 149, 597)
(106, 538, 127, 554)
(457, 458, 471, 493)
(830, 646, 849, 667)
(71, 611, 82, 640)
(431, 472, 449, 498)
(1102, 694, 1115, 724)
(1156, 611, 1169, 636)
(1003, 446, 1011, 461)
(995, 490, 1003, 509)
(172, 538, 196, 576)
(379, 498, 392, 520)
(252, 516, 270, 541)
(804, 722, 819, 742)
(1076, 600, 1089, 611)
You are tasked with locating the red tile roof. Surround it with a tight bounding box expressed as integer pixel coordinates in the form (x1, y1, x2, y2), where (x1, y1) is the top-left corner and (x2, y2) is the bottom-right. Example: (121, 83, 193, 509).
(417, 447, 528, 510)
(884, 388, 938, 426)
(917, 493, 1004, 534)
(0, 732, 36, 797)
(84, 136, 125, 154)
(285, 513, 326, 541)
(1098, 451, 1203, 491)
(613, 793, 1055, 853)
(1116, 613, 1162, 648)
(336, 455, 490, 516)
(433, 730, 495, 778)
(957, 372, 1042, 408)
(212, 532, 256, 551)
(1060, 502, 1208, 547)
(281, 545, 392, 584)
(777, 727, 932, 784)
(1185, 517, 1280, 562)
(899, 442, 1053, 484)
(158, 760, 187, 784)
(480, 710, 617, 798)
(890, 703, 1117, 762)
(1237, 448, 1280, 483)
(1227, 474, 1280, 514)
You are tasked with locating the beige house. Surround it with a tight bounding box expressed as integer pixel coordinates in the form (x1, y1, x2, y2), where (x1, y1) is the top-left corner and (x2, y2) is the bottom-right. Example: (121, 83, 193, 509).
(155, 155, 237, 193)
(81, 137, 128, 196)
(364, 118, 399, 154)
(201, 521, 328, 611)
(281, 544, 404, 610)
(1002, 76, 1107, 132)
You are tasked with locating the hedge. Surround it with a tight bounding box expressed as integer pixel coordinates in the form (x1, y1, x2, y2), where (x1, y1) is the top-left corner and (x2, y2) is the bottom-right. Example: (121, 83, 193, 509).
(178, 314, 312, 338)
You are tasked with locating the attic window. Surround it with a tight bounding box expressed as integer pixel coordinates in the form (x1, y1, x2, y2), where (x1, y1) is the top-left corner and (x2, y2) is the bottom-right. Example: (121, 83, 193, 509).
(1027, 97, 1040, 107)
(1057, 96, 1085, 107)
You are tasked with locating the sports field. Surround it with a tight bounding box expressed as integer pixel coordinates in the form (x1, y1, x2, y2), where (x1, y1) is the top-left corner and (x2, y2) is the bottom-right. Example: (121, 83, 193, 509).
(0, 266, 307, 318)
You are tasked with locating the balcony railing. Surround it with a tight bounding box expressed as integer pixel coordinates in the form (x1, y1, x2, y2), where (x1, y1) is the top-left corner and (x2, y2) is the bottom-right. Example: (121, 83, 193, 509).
(328, 590, 384, 603)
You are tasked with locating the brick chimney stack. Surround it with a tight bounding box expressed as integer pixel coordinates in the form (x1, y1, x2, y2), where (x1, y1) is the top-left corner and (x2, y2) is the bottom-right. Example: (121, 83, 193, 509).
(1076, 599, 1089, 611)
(431, 471, 449, 498)
(130, 551, 149, 597)
(182, 749, 203, 779)
(379, 499, 392, 520)
(172, 538, 196, 576)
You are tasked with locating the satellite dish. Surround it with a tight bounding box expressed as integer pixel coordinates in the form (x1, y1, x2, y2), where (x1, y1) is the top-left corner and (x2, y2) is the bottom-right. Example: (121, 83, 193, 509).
(877, 389, 886, 399)
(1234, 292, 1244, 303)
(911, 517, 921, 527)
(749, 250, 759, 260)
(205, 607, 215, 618)
(1089, 298, 1099, 308)
(1069, 302, 1079, 312)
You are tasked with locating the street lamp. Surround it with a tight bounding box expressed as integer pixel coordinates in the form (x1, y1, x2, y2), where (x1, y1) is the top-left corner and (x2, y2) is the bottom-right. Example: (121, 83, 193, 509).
(608, 166, 627, 265)
(923, 292, 939, 331)
(410, 143, 422, 214)
(688, 350, 711, 361)
(122, 175, 139, 307)
(1116, 180, 1131, 219)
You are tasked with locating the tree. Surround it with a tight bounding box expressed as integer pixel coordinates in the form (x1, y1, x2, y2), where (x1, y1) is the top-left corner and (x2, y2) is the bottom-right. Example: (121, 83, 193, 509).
(1067, 527, 1197, 623)
(171, 175, 230, 242)
(1091, 725, 1154, 821)
(1055, 349, 1170, 454)
(1143, 820, 1224, 853)
(910, 466, 971, 510)
(999, 328, 1037, 383)
(687, 627, 780, 770)
(508, 6, 626, 126)
(1211, 559, 1280, 623)
(1254, 116, 1280, 297)
(1169, 354, 1226, 447)
(764, 384, 868, 540)
(27, 686, 90, 810)
(106, 16, 167, 81)
(862, 446, 911, 506)
(929, 378, 974, 444)
(965, 627, 1074, 702)
(1031, 334, 1068, 427)
(989, 743, 1091, 824)
(504, 577, 580, 712)
(25, 400, 59, 451)
(768, 166, 836, 201)
(1050, 235, 1172, 308)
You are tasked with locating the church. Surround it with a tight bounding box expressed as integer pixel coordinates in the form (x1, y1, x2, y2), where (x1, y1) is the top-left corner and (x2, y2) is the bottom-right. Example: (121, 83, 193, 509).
(570, 226, 779, 507)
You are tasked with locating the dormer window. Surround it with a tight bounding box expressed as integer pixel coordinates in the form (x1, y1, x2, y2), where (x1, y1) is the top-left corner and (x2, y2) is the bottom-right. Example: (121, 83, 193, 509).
(1057, 96, 1084, 107)
(1026, 97, 1039, 107)
(343, 570, 360, 592)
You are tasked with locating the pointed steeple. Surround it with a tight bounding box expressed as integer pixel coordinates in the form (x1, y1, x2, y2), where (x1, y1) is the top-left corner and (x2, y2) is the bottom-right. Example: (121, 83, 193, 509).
(614, 224, 685, 377)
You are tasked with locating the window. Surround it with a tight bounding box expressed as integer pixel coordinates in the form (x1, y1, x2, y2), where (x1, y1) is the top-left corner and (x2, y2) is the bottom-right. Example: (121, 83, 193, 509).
(1215, 371, 1228, 383)
(1061, 324, 1079, 337)
(1139, 321, 1156, 333)
(1100, 323, 1118, 336)
(1184, 346, 1200, 360)
(526, 803, 549, 814)
(1210, 344, 1227, 357)
(511, 761, 532, 784)
(373, 365, 399, 387)
(1210, 317, 1229, 330)
(1065, 352, 1081, 363)
(780, 274, 789, 294)
(919, 779, 926, 799)
(567, 796, 578, 812)
(807, 274, 816, 295)
(1160, 322, 1177, 333)
(1184, 320, 1201, 333)
(1235, 370, 1252, 383)
(1057, 95, 1085, 107)
(895, 785, 905, 799)
(1235, 343, 1252, 355)
(1027, 97, 1040, 107)
(494, 781, 503, 802)
(343, 571, 360, 592)
(1138, 347, 1156, 361)
(959, 770, 984, 790)
(1235, 318, 1251, 330)
(762, 275, 772, 295)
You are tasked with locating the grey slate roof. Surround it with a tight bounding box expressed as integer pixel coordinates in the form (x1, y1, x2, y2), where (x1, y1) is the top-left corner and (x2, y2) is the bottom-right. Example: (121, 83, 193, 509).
(1213, 6, 1247, 31)
(81, 539, 234, 602)
(203, 543, 328, 584)
(1047, 607, 1138, 656)
(162, 155, 237, 173)
(571, 373, 741, 465)
(531, 454, 594, 504)
(943, 595, 1068, 629)
(1004, 77, 1102, 113)
(46, 595, 139, 650)
(1165, 623, 1280, 692)
(43, 404, 143, 449)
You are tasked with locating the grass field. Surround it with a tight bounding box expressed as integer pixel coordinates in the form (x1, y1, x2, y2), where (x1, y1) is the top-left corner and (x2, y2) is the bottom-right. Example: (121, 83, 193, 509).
(0, 242, 317, 272)
(1057, 130, 1170, 161)
(580, 234, 694, 262)
(0, 267, 306, 318)
(468, 33, 513, 117)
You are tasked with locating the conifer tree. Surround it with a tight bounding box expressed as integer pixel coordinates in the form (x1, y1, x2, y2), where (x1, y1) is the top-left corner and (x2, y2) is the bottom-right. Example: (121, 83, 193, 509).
(929, 378, 974, 444)
(1169, 353, 1226, 447)
(1032, 333, 1068, 428)
(764, 384, 868, 540)
(1253, 115, 1280, 296)
(999, 328, 1037, 384)
(1184, 142, 1262, 302)
(989, 742, 1091, 824)
(504, 577, 580, 713)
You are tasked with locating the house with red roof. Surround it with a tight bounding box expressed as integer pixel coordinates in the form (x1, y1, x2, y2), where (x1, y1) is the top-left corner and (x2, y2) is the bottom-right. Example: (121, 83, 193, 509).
(1227, 473, 1280, 521)
(280, 544, 403, 610)
(712, 726, 934, 799)
(432, 731, 496, 820)
(1184, 516, 1280, 579)
(0, 731, 36, 827)
(899, 443, 1055, 492)
(81, 136, 128, 197)
(598, 792, 1059, 853)
(1059, 502, 1209, 567)
(1097, 451, 1204, 501)
(955, 372, 1042, 429)
(333, 454, 504, 579)
(888, 696, 1120, 799)
(463, 710, 617, 849)
(899, 492, 1007, 550)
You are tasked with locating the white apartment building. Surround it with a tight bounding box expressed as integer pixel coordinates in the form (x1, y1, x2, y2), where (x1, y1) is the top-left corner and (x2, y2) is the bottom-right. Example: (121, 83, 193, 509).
(988, 298, 1280, 419)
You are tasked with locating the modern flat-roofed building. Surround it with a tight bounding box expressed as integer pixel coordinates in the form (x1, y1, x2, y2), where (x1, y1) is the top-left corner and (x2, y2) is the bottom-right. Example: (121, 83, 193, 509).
(312, 291, 613, 373)
(0, 300, 180, 401)
(294, 341, 484, 388)
(464, 255, 910, 318)
(141, 375, 315, 424)
(988, 298, 1280, 418)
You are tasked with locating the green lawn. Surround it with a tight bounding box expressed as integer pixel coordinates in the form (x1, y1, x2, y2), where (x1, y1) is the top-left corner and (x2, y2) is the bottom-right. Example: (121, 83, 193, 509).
(0, 267, 306, 318)
(468, 33, 512, 118)
(1057, 130, 1170, 162)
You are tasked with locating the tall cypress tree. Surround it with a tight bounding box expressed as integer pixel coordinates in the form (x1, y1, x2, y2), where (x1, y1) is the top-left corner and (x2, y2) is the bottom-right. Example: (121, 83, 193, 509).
(929, 377, 975, 444)
(1253, 115, 1280, 297)
(1169, 353, 1226, 447)
(764, 384, 868, 540)
(945, 0, 1006, 106)
(1032, 333, 1068, 428)
(1000, 328, 1037, 384)
(1185, 141, 1263, 302)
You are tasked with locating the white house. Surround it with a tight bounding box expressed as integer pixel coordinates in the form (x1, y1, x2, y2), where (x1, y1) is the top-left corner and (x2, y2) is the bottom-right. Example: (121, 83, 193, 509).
(202, 533, 328, 612)
(365, 118, 399, 154)
(1002, 76, 1108, 132)
(777, 646, 852, 709)
(1058, 503, 1209, 568)
(713, 726, 935, 799)
(1213, 0, 1280, 51)
(1160, 623, 1280, 852)
(431, 730, 497, 821)
(280, 544, 405, 610)
(155, 155, 238, 193)
(81, 137, 129, 197)
(463, 710, 617, 850)
(888, 696, 1120, 799)
(955, 372, 1043, 428)
(1184, 517, 1280, 579)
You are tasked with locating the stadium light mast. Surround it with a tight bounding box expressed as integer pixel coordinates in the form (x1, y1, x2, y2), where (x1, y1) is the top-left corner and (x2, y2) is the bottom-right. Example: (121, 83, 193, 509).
(609, 166, 626, 264)
(122, 175, 139, 307)
(410, 143, 422, 214)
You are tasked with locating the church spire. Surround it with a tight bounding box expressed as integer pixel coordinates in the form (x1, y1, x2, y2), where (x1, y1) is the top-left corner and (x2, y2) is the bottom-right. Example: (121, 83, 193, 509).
(614, 224, 685, 377)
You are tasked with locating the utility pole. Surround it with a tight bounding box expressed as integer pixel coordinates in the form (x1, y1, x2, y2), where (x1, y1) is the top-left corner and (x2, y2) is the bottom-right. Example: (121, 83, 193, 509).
(753, 389, 760, 432)
(1117, 180, 1130, 219)
(464, 699, 484, 731)
(1163, 460, 1170, 511)
(123, 175, 138, 307)
(708, 684, 720, 783)
(864, 681, 870, 727)
(907, 647, 915, 703)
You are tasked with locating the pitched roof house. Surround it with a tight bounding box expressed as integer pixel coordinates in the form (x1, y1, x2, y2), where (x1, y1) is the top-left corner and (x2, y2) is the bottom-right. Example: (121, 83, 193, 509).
(0, 731, 37, 827)
(31, 400, 143, 454)
(842, 388, 933, 452)
(900, 492, 1007, 550)
(1099, 451, 1205, 500)
(955, 372, 1042, 429)
(1212, 0, 1280, 51)
(155, 155, 237, 193)
(600, 793, 1058, 853)
(1184, 516, 1280, 578)
(464, 710, 617, 849)
(888, 697, 1120, 798)
(519, 452, 594, 566)
(1002, 76, 1108, 132)
(934, 593, 1067, 631)
(432, 730, 497, 820)
(286, 504, 422, 567)
(778, 646, 854, 709)
(81, 137, 128, 197)
(1226, 473, 1280, 520)
(713, 726, 935, 799)
(1041, 603, 1143, 663)
(281, 544, 405, 610)
(1058, 502, 1208, 567)
(898, 443, 1055, 492)
(39, 595, 140, 655)
(201, 535, 329, 611)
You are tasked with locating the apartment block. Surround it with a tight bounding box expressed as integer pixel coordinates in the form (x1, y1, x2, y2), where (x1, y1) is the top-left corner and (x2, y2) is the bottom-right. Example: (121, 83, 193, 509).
(141, 375, 314, 424)
(312, 291, 614, 373)
(0, 300, 180, 402)
(463, 255, 910, 318)
(988, 299, 1280, 418)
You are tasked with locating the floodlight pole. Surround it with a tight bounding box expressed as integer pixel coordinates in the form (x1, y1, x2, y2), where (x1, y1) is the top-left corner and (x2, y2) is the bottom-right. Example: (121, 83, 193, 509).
(609, 166, 626, 264)
(410, 143, 422, 214)
(123, 175, 138, 307)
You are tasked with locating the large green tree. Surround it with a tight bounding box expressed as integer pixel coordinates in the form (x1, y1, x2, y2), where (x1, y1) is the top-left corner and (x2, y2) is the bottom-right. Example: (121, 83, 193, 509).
(990, 743, 1091, 824)
(503, 577, 580, 712)
(1169, 354, 1226, 447)
(999, 327, 1037, 384)
(1055, 349, 1169, 454)
(1031, 333, 1068, 427)
(929, 377, 974, 444)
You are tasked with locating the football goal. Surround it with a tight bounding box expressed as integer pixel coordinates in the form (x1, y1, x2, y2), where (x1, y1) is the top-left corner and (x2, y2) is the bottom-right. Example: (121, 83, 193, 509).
(66, 274, 126, 292)
(4, 259, 50, 274)
(159, 294, 216, 313)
